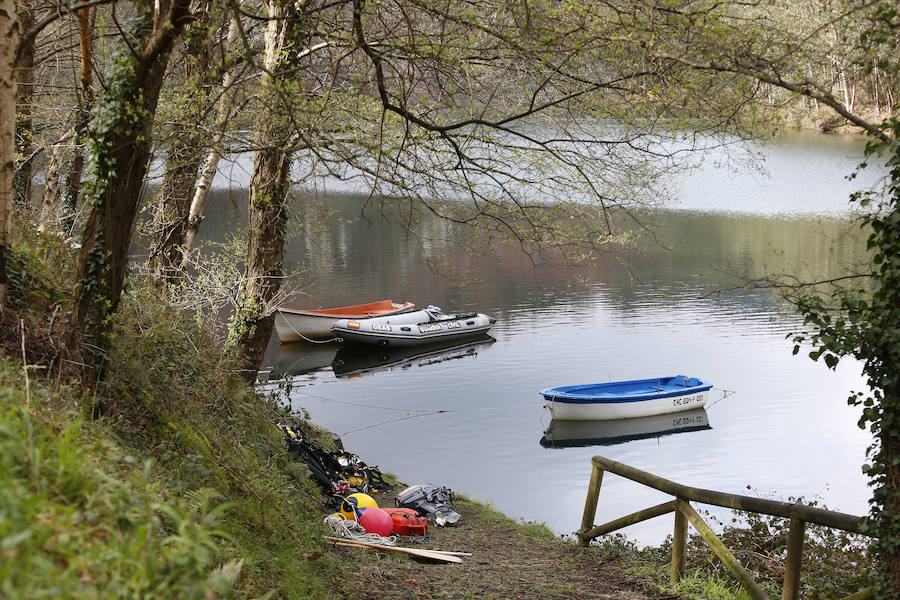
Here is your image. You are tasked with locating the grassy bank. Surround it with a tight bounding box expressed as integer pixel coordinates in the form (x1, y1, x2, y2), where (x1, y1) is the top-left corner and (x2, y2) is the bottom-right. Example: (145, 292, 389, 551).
(0, 301, 347, 598)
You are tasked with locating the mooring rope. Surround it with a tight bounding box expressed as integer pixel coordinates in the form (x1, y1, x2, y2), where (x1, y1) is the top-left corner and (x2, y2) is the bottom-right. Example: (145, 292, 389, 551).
(290, 390, 458, 414)
(278, 316, 341, 344)
(707, 387, 736, 410)
(292, 331, 341, 344)
(323, 515, 397, 546)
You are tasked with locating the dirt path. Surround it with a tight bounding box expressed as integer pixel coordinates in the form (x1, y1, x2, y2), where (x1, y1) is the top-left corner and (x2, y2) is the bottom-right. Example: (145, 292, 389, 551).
(334, 494, 676, 600)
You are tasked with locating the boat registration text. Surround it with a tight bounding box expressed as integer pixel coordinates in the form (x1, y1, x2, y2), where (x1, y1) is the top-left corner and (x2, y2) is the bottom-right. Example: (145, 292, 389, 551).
(673, 394, 705, 407)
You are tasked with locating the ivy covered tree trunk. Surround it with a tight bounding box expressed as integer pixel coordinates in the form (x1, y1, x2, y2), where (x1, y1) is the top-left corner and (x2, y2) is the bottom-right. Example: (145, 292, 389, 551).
(149, 24, 213, 289)
(223, 134, 291, 379)
(0, 0, 17, 306)
(846, 129, 900, 598)
(149, 131, 205, 288)
(225, 1, 304, 381)
(38, 138, 65, 230)
(864, 161, 900, 595)
(878, 382, 900, 593)
(69, 1, 193, 376)
(13, 1, 33, 206)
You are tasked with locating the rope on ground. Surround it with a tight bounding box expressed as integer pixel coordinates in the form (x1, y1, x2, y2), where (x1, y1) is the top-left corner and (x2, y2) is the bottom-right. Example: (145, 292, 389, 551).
(323, 515, 397, 546)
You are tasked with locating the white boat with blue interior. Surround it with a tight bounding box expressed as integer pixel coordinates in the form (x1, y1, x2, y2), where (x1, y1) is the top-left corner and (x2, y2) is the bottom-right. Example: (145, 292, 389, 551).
(540, 375, 713, 420)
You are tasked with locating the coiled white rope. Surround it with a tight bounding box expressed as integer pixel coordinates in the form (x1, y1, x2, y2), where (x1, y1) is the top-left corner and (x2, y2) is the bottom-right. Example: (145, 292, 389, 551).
(323, 515, 397, 546)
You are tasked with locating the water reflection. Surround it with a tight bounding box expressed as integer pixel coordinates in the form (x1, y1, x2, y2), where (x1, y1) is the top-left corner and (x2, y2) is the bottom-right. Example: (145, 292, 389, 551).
(332, 336, 496, 379)
(540, 408, 711, 448)
(269, 336, 496, 380)
(271, 341, 340, 379)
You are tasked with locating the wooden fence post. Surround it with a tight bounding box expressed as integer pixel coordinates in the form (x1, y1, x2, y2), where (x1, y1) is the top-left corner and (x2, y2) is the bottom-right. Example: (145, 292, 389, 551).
(579, 464, 604, 546)
(670, 504, 688, 584)
(782, 517, 805, 600)
(676, 499, 768, 600)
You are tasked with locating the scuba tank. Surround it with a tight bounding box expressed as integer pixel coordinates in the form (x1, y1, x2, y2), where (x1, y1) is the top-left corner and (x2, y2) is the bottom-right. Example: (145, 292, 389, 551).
(395, 484, 461, 525)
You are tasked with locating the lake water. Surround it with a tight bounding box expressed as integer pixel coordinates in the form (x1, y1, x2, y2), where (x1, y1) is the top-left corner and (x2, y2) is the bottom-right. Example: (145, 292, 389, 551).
(201, 131, 881, 544)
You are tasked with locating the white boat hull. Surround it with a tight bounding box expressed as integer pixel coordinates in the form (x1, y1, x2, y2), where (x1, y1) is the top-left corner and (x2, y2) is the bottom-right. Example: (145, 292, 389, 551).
(332, 309, 496, 347)
(274, 311, 341, 342)
(545, 389, 709, 420)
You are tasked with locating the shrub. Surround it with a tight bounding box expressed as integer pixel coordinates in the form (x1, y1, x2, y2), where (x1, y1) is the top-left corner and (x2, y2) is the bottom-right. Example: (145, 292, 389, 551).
(594, 502, 874, 600)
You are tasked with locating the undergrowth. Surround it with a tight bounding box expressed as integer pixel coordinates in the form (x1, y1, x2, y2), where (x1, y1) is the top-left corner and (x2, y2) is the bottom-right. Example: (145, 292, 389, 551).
(0, 245, 345, 598)
(593, 503, 875, 600)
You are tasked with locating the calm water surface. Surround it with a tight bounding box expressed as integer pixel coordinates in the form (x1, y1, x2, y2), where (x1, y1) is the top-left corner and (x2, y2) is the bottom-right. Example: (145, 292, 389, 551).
(203, 132, 880, 543)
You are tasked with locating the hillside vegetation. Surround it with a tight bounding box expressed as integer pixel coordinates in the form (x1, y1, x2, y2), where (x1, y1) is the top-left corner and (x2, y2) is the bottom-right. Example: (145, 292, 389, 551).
(1, 235, 346, 598)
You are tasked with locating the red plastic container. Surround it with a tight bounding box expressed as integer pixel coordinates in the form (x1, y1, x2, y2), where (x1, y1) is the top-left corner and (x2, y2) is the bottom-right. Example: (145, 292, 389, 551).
(382, 507, 428, 536)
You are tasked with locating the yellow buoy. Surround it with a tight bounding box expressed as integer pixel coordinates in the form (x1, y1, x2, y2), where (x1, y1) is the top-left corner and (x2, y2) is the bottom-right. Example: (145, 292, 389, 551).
(339, 492, 378, 520)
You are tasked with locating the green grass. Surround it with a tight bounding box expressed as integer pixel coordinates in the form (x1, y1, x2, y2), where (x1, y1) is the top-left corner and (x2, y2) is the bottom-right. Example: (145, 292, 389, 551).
(666, 571, 753, 600)
(453, 493, 557, 540)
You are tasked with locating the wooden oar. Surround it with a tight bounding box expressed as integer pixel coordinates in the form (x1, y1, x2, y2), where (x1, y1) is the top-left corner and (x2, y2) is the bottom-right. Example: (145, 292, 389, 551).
(325, 536, 472, 556)
(329, 536, 470, 557)
(325, 537, 463, 563)
(327, 537, 472, 557)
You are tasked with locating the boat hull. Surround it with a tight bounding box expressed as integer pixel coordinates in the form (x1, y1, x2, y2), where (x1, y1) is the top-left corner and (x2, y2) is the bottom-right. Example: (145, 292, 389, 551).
(332, 309, 496, 347)
(541, 376, 712, 420)
(274, 300, 414, 342)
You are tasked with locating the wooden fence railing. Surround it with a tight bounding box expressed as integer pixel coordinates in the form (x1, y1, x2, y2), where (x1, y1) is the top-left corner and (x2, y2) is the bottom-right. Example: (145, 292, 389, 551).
(578, 455, 873, 600)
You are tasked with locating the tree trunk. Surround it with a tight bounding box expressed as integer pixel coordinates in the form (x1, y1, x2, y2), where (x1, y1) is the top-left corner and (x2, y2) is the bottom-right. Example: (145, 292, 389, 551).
(39, 138, 66, 231)
(68, 1, 192, 376)
(63, 8, 95, 233)
(224, 3, 295, 381)
(0, 1, 17, 306)
(883, 410, 900, 594)
(148, 22, 214, 289)
(149, 131, 204, 288)
(873, 199, 900, 596)
(181, 14, 243, 267)
(14, 2, 33, 206)
(224, 141, 291, 380)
